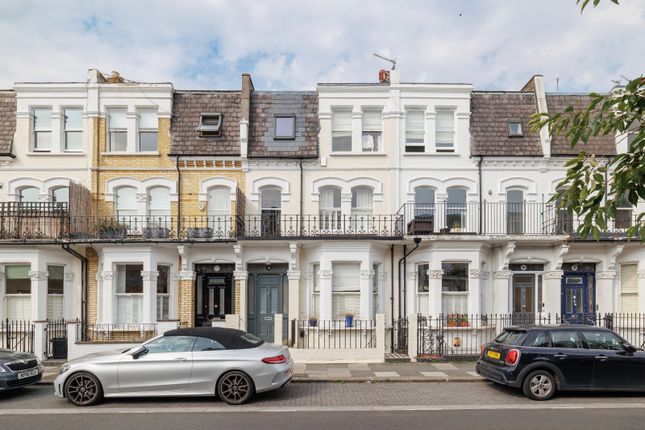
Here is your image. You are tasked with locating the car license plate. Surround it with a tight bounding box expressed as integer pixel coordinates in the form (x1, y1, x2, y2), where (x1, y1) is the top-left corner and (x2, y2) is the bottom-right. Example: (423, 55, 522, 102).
(17, 368, 38, 380)
(486, 350, 501, 360)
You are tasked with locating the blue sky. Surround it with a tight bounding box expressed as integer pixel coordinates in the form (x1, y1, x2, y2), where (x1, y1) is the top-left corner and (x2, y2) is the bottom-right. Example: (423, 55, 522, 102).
(0, 0, 642, 92)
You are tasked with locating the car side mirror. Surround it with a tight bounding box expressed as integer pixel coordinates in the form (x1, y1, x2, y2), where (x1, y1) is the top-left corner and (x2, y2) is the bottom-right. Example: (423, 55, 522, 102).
(129, 345, 148, 359)
(623, 344, 637, 354)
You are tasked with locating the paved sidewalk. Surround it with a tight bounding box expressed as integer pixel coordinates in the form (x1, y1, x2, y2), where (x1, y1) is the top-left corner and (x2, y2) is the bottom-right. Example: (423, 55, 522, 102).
(42, 361, 482, 384)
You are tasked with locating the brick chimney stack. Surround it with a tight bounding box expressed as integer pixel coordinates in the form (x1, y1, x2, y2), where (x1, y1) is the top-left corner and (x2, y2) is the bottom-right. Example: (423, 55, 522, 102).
(240, 73, 254, 158)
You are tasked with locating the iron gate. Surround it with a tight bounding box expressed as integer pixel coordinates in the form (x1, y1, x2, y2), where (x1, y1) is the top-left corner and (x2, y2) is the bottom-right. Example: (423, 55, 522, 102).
(391, 317, 408, 354)
(1, 319, 34, 353)
(45, 319, 69, 359)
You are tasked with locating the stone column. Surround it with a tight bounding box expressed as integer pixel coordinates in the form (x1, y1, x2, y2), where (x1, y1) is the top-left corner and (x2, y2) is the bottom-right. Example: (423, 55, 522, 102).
(493, 270, 512, 314)
(360, 269, 374, 320)
(141, 270, 159, 324)
(29, 270, 49, 322)
(407, 312, 418, 362)
(178, 271, 196, 327)
(596, 270, 617, 314)
(234, 270, 248, 331)
(287, 270, 301, 332)
(341, 193, 352, 218)
(543, 270, 564, 316)
(427, 269, 444, 315)
(468, 269, 483, 314)
(63, 272, 75, 320)
(97, 271, 114, 324)
(319, 269, 333, 321)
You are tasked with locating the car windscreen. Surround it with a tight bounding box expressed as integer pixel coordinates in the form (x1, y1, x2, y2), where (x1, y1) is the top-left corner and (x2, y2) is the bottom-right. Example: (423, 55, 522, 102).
(494, 329, 527, 346)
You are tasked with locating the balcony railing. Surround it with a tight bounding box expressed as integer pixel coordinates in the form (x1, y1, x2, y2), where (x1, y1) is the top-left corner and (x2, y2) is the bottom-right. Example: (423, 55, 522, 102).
(398, 202, 638, 237)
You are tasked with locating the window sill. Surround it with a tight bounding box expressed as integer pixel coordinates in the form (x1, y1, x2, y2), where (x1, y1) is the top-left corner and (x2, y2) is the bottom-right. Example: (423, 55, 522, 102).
(27, 152, 86, 156)
(403, 152, 460, 156)
(101, 151, 160, 156)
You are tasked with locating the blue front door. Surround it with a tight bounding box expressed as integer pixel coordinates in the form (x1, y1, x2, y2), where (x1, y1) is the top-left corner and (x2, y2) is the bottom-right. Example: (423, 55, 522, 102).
(561, 272, 595, 323)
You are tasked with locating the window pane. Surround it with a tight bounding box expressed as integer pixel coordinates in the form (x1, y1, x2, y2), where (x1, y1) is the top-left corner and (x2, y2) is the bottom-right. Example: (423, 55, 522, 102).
(20, 187, 40, 202)
(138, 110, 157, 129)
(33, 109, 52, 129)
(351, 187, 373, 210)
(48, 265, 65, 295)
(149, 187, 170, 211)
(332, 262, 360, 292)
(406, 110, 425, 145)
(6, 265, 31, 295)
(581, 331, 624, 350)
(529, 331, 550, 348)
(332, 133, 352, 151)
(320, 186, 341, 209)
(34, 131, 52, 150)
(108, 110, 127, 128)
(551, 330, 582, 349)
(157, 265, 169, 294)
(116, 264, 143, 294)
(139, 131, 158, 151)
(193, 337, 225, 351)
(116, 187, 137, 212)
(436, 110, 454, 129)
(146, 336, 196, 354)
(417, 263, 429, 292)
(208, 187, 230, 215)
(442, 262, 468, 292)
(261, 187, 281, 209)
(362, 110, 382, 130)
(64, 109, 83, 130)
(65, 131, 83, 151)
(509, 122, 522, 136)
(447, 188, 467, 204)
(275, 116, 295, 138)
(415, 188, 435, 205)
(332, 110, 352, 130)
(109, 131, 127, 151)
(52, 187, 69, 204)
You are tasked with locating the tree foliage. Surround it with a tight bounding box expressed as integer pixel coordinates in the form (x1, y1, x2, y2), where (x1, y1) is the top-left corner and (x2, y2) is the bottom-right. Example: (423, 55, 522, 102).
(577, 0, 619, 12)
(530, 77, 645, 240)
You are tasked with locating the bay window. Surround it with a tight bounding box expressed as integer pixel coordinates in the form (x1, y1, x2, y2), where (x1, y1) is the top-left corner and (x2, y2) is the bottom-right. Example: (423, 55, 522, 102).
(47, 265, 64, 320)
(116, 264, 143, 324)
(441, 262, 468, 314)
(5, 265, 31, 321)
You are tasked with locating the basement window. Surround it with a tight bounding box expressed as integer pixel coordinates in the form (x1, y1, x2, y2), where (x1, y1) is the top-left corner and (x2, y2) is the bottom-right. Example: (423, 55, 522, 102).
(198, 113, 222, 136)
(508, 121, 523, 137)
(274, 115, 296, 139)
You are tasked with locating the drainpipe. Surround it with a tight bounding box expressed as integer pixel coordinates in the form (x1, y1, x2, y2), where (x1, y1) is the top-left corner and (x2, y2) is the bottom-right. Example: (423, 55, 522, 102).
(62, 244, 88, 323)
(390, 244, 394, 348)
(398, 237, 422, 319)
(299, 159, 304, 236)
(478, 156, 483, 234)
(176, 155, 182, 235)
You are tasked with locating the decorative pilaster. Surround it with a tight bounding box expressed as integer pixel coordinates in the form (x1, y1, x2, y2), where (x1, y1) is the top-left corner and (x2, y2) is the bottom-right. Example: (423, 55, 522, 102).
(426, 269, 444, 315)
(97, 271, 114, 324)
(493, 270, 512, 314)
(319, 269, 333, 321)
(287, 270, 301, 331)
(141, 270, 159, 323)
(63, 272, 75, 320)
(543, 271, 563, 315)
(29, 271, 49, 321)
(596, 270, 616, 314)
(234, 270, 248, 330)
(360, 269, 375, 319)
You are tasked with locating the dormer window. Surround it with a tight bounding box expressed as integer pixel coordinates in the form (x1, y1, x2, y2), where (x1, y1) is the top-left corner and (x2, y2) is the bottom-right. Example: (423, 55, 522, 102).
(274, 115, 295, 139)
(508, 121, 523, 137)
(199, 113, 222, 136)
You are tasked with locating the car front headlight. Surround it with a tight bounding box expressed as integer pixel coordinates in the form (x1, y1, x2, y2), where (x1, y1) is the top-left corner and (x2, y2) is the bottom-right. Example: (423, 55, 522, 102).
(59, 364, 71, 375)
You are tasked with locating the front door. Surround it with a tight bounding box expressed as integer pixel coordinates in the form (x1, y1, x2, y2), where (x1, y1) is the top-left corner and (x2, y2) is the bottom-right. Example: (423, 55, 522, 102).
(561, 273, 594, 324)
(512, 274, 535, 324)
(248, 274, 282, 343)
(195, 274, 233, 326)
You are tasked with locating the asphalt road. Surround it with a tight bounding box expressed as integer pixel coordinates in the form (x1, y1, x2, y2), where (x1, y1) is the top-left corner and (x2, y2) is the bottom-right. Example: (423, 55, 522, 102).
(1, 382, 645, 430)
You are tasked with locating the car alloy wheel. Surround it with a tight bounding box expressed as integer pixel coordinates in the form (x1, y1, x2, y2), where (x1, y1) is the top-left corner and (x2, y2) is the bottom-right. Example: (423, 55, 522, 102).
(523, 370, 555, 400)
(65, 372, 103, 406)
(217, 371, 254, 405)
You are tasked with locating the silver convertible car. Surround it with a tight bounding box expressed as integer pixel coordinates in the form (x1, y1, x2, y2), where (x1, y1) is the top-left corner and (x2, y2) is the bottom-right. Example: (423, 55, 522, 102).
(54, 327, 293, 406)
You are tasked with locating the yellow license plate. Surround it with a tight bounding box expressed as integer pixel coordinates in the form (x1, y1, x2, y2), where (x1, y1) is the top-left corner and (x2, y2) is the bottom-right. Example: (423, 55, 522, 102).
(486, 350, 501, 360)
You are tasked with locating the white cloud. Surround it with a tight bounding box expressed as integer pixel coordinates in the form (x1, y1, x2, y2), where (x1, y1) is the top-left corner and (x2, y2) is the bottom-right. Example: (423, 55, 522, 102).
(0, 0, 642, 92)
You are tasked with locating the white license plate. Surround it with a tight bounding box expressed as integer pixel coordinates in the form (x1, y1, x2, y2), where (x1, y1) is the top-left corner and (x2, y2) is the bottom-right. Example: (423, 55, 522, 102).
(17, 368, 39, 380)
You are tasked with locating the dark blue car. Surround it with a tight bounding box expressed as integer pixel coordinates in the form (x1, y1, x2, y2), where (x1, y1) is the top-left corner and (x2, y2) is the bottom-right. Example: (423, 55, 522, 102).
(476, 325, 645, 400)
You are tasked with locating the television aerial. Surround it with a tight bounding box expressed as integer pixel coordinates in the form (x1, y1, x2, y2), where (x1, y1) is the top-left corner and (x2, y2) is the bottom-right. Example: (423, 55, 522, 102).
(373, 53, 396, 70)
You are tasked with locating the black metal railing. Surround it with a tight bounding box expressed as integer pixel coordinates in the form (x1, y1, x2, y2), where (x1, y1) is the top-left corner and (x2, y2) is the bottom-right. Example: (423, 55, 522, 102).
(417, 313, 645, 358)
(0, 202, 69, 239)
(0, 319, 35, 353)
(391, 317, 408, 354)
(77, 323, 157, 343)
(290, 319, 376, 349)
(45, 319, 71, 359)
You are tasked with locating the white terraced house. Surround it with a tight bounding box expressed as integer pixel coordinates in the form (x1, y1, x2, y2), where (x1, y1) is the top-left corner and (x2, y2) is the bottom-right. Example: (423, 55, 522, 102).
(0, 69, 642, 363)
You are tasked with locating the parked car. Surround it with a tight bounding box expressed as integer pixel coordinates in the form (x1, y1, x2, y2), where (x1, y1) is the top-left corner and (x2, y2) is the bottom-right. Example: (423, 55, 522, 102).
(476, 325, 645, 400)
(0, 349, 43, 391)
(54, 327, 293, 406)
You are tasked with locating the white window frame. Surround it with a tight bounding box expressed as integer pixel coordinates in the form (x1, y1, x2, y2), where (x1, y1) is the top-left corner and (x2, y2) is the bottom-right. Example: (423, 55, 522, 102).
(138, 109, 158, 152)
(4, 265, 32, 321)
(331, 262, 361, 320)
(331, 108, 352, 153)
(435, 108, 456, 152)
(405, 109, 426, 153)
(47, 265, 65, 321)
(441, 261, 469, 315)
(319, 186, 342, 232)
(274, 115, 296, 140)
(198, 113, 222, 135)
(63, 108, 83, 152)
(361, 109, 382, 153)
(156, 265, 171, 321)
(32, 107, 52, 152)
(107, 108, 128, 152)
(416, 263, 430, 314)
(115, 264, 144, 324)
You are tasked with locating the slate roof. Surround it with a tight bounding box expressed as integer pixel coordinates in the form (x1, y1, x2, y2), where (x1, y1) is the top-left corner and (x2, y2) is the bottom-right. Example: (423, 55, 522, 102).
(170, 91, 241, 156)
(0, 91, 16, 156)
(470, 92, 543, 157)
(248, 91, 319, 158)
(546, 94, 616, 156)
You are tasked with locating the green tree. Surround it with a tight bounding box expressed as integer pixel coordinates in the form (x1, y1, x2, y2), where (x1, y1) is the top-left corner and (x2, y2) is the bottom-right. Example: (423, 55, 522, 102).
(530, 0, 644, 241)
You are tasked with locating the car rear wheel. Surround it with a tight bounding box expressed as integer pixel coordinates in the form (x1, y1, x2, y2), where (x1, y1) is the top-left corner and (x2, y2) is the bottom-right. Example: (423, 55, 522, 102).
(64, 371, 103, 407)
(217, 370, 254, 405)
(522, 369, 556, 401)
